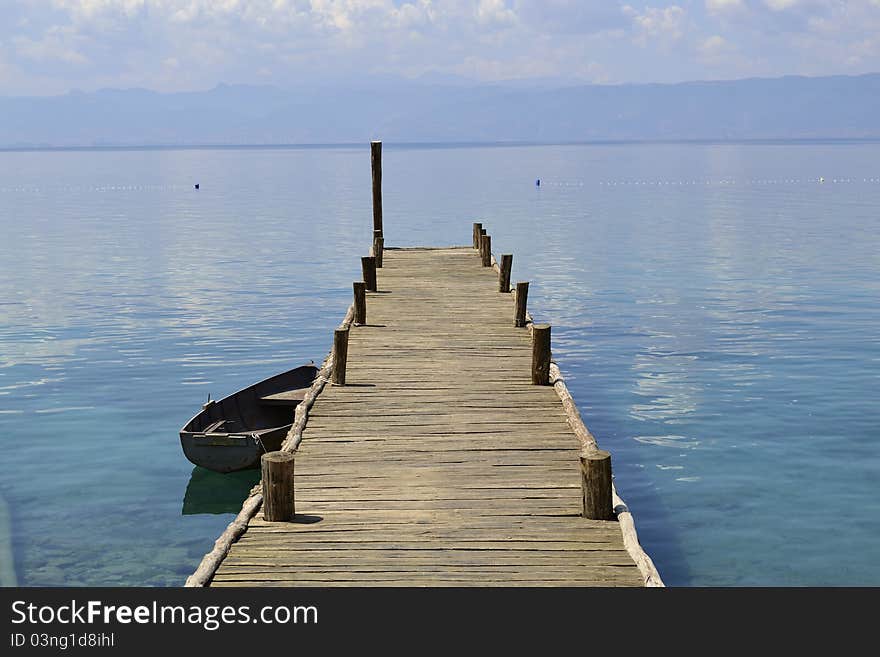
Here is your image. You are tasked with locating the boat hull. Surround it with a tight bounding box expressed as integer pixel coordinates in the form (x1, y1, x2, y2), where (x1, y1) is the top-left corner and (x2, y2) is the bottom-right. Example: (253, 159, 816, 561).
(180, 425, 289, 474)
(179, 363, 318, 474)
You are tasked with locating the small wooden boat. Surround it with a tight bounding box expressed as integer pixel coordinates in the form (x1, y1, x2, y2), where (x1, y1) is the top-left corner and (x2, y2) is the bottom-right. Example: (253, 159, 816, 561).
(179, 363, 318, 473)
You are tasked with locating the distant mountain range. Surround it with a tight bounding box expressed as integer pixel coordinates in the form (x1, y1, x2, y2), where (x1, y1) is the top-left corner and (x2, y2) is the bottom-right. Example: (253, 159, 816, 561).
(2, 73, 879, 148)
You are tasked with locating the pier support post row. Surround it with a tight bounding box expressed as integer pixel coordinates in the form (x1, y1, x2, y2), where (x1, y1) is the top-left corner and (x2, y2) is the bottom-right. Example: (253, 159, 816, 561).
(514, 281, 529, 327)
(580, 449, 614, 520)
(371, 141, 383, 237)
(531, 323, 551, 385)
(353, 281, 366, 325)
(499, 254, 513, 292)
(472, 222, 483, 249)
(480, 234, 492, 267)
(373, 230, 384, 268)
(261, 451, 296, 522)
(332, 327, 350, 385)
(362, 256, 377, 292)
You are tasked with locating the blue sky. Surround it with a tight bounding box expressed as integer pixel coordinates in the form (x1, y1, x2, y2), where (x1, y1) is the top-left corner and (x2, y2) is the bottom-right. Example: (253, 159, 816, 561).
(1, 1, 879, 95)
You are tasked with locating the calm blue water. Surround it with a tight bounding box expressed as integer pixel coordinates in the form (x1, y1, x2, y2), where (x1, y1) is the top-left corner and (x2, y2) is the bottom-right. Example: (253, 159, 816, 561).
(1, 143, 878, 587)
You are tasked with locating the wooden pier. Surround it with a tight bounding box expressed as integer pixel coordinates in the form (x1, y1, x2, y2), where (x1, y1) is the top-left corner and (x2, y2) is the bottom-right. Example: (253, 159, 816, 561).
(185, 144, 662, 588)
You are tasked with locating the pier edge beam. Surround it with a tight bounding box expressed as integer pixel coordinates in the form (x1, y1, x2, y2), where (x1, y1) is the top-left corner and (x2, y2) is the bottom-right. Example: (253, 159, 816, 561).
(332, 327, 350, 385)
(480, 234, 492, 267)
(580, 449, 614, 521)
(514, 281, 529, 327)
(261, 451, 296, 522)
(362, 255, 378, 292)
(499, 253, 513, 292)
(371, 141, 383, 236)
(472, 222, 483, 249)
(531, 323, 551, 385)
(353, 281, 366, 325)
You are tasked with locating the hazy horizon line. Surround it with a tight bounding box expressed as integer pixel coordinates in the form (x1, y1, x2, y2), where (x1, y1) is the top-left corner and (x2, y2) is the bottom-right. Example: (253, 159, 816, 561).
(4, 137, 880, 155)
(3, 70, 880, 100)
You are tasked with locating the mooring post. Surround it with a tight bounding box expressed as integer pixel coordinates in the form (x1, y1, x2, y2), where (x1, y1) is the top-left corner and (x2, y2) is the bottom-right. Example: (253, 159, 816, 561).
(373, 230, 384, 268)
(499, 254, 513, 292)
(261, 451, 296, 522)
(580, 449, 614, 520)
(362, 255, 377, 292)
(531, 323, 551, 385)
(353, 281, 366, 325)
(514, 281, 529, 327)
(480, 234, 492, 267)
(472, 222, 483, 249)
(371, 140, 383, 237)
(332, 327, 350, 385)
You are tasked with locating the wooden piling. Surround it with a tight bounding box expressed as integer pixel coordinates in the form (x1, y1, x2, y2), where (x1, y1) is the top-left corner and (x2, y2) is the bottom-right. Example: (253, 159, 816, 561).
(332, 327, 349, 385)
(514, 281, 529, 327)
(472, 222, 483, 249)
(362, 256, 377, 292)
(499, 254, 513, 292)
(480, 234, 492, 267)
(353, 281, 366, 325)
(531, 323, 551, 385)
(373, 230, 384, 268)
(371, 141, 383, 236)
(580, 449, 613, 520)
(261, 451, 295, 522)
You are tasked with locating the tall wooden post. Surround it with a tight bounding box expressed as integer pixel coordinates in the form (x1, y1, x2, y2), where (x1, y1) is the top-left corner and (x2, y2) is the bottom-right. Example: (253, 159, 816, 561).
(480, 234, 491, 267)
(362, 256, 377, 292)
(332, 327, 349, 385)
(580, 449, 613, 520)
(514, 281, 529, 327)
(499, 254, 513, 292)
(371, 141, 383, 237)
(531, 324, 551, 385)
(472, 222, 483, 249)
(353, 281, 366, 325)
(261, 451, 295, 522)
(373, 230, 384, 268)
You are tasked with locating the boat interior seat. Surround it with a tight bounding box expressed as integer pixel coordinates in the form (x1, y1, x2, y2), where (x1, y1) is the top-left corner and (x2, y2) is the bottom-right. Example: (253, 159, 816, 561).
(203, 419, 227, 433)
(258, 386, 311, 406)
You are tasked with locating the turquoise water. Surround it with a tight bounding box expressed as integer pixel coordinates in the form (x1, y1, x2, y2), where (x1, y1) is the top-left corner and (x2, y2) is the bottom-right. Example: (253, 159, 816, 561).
(1, 143, 878, 586)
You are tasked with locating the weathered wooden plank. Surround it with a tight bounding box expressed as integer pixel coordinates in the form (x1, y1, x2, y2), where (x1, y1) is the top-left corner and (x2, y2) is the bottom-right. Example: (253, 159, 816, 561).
(231, 540, 623, 550)
(212, 573, 641, 585)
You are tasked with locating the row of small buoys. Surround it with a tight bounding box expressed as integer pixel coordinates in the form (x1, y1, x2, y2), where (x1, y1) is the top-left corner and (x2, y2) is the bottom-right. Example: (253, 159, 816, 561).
(586, 177, 880, 186)
(0, 184, 200, 193)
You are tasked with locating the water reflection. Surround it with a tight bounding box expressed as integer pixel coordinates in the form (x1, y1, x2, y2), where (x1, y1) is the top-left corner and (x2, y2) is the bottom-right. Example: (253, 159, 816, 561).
(181, 467, 261, 516)
(2, 143, 879, 586)
(0, 493, 16, 586)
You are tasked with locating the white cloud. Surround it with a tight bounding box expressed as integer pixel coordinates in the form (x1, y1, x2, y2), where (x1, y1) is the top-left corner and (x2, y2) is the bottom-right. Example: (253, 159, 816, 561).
(624, 5, 686, 47)
(705, 0, 745, 14)
(763, 0, 801, 10)
(475, 0, 517, 27)
(1, 0, 880, 94)
(51, 0, 144, 21)
(12, 25, 89, 65)
(699, 34, 730, 56)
